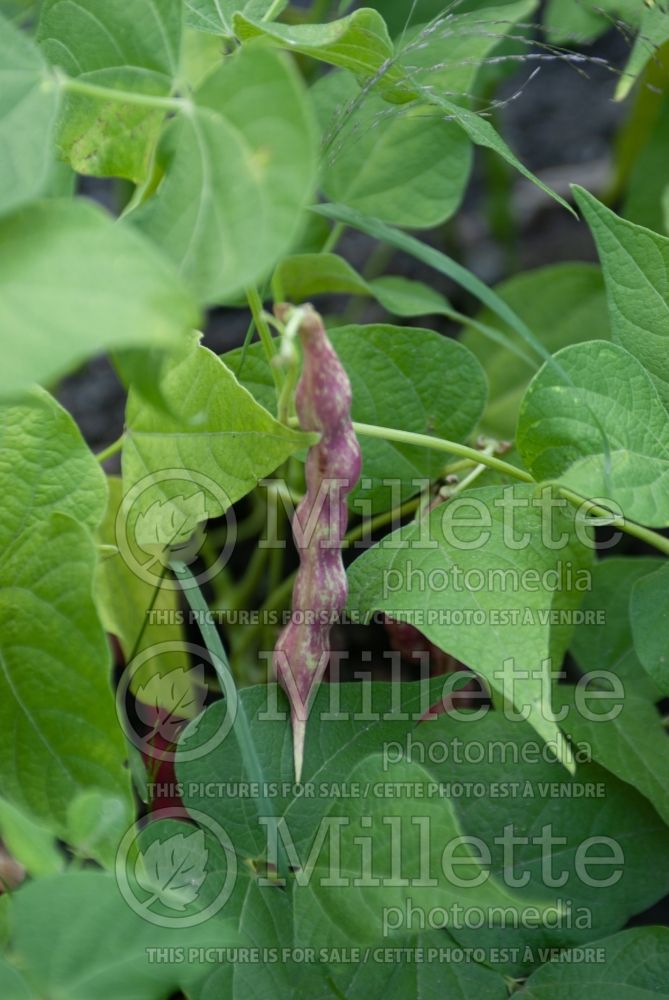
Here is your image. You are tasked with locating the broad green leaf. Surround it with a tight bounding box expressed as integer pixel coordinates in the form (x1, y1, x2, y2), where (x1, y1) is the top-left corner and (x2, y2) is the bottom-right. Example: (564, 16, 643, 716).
(517, 340, 669, 527)
(94, 476, 196, 709)
(123, 342, 313, 544)
(330, 931, 508, 1000)
(0, 514, 131, 831)
(0, 388, 107, 548)
(179, 25, 224, 88)
(460, 263, 609, 438)
(292, 755, 552, 948)
(0, 12, 60, 216)
(0, 798, 63, 877)
(275, 252, 456, 318)
(0, 199, 199, 400)
(630, 561, 669, 690)
(177, 680, 458, 859)
(415, 710, 669, 974)
(312, 68, 472, 227)
(522, 926, 669, 998)
(0, 871, 240, 998)
(570, 556, 666, 701)
(178, 685, 553, 948)
(185, 0, 287, 36)
(131, 45, 318, 304)
(574, 186, 669, 407)
(233, 9, 408, 98)
(554, 681, 669, 827)
(616, 1, 669, 100)
(38, 0, 182, 182)
(0, 389, 131, 832)
(226, 323, 488, 513)
(347, 484, 593, 762)
(65, 790, 131, 868)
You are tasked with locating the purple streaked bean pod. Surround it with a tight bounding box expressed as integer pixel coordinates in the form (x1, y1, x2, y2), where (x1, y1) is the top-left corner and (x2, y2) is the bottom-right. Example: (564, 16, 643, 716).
(273, 304, 361, 782)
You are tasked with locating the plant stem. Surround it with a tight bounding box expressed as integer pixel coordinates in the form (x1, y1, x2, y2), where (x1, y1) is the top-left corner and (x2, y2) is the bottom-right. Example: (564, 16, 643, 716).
(348, 421, 669, 556)
(350, 421, 535, 482)
(96, 435, 125, 464)
(557, 488, 669, 556)
(246, 287, 282, 397)
(58, 73, 187, 113)
(322, 221, 346, 254)
(170, 559, 287, 875)
(262, 0, 285, 19)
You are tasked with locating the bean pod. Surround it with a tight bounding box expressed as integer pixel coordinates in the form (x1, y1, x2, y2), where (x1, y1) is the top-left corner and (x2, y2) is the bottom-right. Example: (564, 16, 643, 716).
(273, 305, 361, 781)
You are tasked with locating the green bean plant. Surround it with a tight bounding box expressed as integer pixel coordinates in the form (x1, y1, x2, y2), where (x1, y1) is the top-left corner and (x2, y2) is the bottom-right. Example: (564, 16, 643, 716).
(1, 0, 669, 997)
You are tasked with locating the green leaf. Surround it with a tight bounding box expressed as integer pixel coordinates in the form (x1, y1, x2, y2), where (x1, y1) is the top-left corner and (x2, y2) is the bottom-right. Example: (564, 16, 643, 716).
(0, 871, 240, 998)
(131, 44, 318, 304)
(292, 755, 552, 948)
(555, 681, 669, 826)
(0, 198, 199, 400)
(429, 94, 573, 215)
(0, 389, 131, 832)
(38, 0, 182, 182)
(517, 340, 669, 527)
(522, 926, 669, 998)
(0, 388, 107, 548)
(65, 789, 131, 868)
(177, 680, 455, 859)
(275, 252, 456, 319)
(414, 710, 669, 974)
(94, 475, 195, 708)
(397, 0, 537, 101)
(630, 561, 669, 690)
(185, 0, 287, 36)
(123, 341, 313, 544)
(226, 323, 488, 513)
(0, 798, 63, 877)
(233, 8, 407, 98)
(460, 263, 609, 438)
(312, 68, 472, 227)
(0, 514, 131, 831)
(313, 203, 556, 363)
(573, 186, 669, 408)
(0, 11, 60, 216)
(330, 931, 508, 1000)
(570, 556, 666, 701)
(347, 483, 593, 762)
(616, 1, 669, 100)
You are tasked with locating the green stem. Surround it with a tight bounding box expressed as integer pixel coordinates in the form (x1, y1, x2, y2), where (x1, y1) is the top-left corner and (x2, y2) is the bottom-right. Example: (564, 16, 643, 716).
(170, 560, 287, 875)
(58, 73, 187, 114)
(246, 287, 282, 397)
(262, 0, 286, 20)
(557, 488, 669, 556)
(321, 221, 346, 254)
(351, 421, 535, 482)
(349, 421, 669, 556)
(96, 435, 125, 464)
